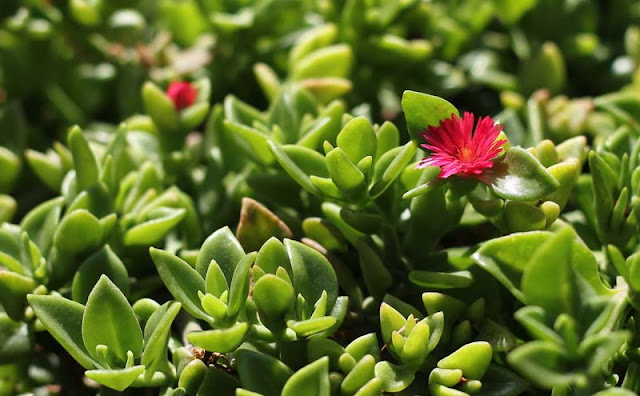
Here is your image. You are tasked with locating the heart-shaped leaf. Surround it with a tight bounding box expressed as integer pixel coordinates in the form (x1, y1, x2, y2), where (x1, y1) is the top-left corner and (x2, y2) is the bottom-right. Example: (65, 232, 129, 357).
(72, 245, 129, 304)
(489, 147, 559, 201)
(401, 91, 458, 138)
(285, 240, 338, 312)
(82, 276, 143, 363)
(196, 227, 246, 283)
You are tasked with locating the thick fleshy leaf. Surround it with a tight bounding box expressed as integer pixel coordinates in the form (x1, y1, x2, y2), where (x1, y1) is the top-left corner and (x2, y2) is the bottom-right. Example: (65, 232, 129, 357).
(521, 228, 576, 317)
(298, 101, 343, 149)
(429, 368, 463, 387)
(178, 359, 207, 394)
(132, 298, 160, 323)
(224, 120, 274, 165)
(369, 140, 418, 198)
(489, 147, 559, 201)
(325, 147, 367, 199)
(254, 274, 295, 322)
(196, 367, 240, 396)
(285, 240, 338, 312)
(356, 240, 392, 299)
(268, 84, 317, 143)
(514, 306, 563, 345)
(507, 341, 577, 388)
(473, 231, 611, 303)
(0, 195, 16, 224)
(578, 331, 629, 376)
(337, 116, 377, 164)
(292, 45, 353, 80)
(520, 42, 566, 95)
(308, 338, 345, 369)
(224, 95, 266, 125)
(180, 102, 210, 131)
(236, 349, 293, 396)
(186, 322, 249, 353)
(472, 232, 548, 301)
(341, 354, 376, 395)
(254, 62, 280, 101)
(375, 361, 416, 392)
(150, 248, 209, 321)
(226, 252, 256, 319)
(270, 141, 321, 195)
(200, 292, 228, 320)
(27, 294, 96, 369)
(437, 342, 492, 380)
(302, 218, 347, 252)
(205, 260, 229, 297)
(353, 378, 383, 396)
(20, 197, 65, 255)
(0, 271, 36, 320)
(478, 365, 529, 396)
(0, 147, 20, 193)
(316, 296, 349, 338)
(401, 91, 458, 138)
(53, 209, 102, 255)
(196, 227, 246, 282)
(255, 237, 292, 276)
(375, 122, 400, 159)
(289, 24, 338, 66)
(142, 82, 179, 132)
(504, 201, 546, 232)
(287, 317, 337, 337)
(141, 301, 181, 376)
(545, 160, 579, 209)
(345, 333, 380, 362)
(85, 365, 145, 392)
(281, 145, 329, 177)
(236, 198, 292, 252)
(0, 313, 30, 364)
(123, 207, 186, 246)
(72, 245, 129, 304)
(25, 149, 65, 192)
(301, 78, 352, 104)
(409, 270, 473, 289)
(402, 321, 431, 367)
(281, 357, 330, 396)
(380, 303, 406, 344)
(82, 276, 143, 362)
(68, 126, 99, 191)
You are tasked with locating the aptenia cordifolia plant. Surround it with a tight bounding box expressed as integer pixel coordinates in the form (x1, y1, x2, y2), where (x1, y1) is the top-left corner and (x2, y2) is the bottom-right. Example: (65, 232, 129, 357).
(3, 1, 640, 396)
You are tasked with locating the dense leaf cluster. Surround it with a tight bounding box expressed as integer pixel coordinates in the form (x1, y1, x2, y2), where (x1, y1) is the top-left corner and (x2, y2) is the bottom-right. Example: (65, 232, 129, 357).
(3, 0, 640, 395)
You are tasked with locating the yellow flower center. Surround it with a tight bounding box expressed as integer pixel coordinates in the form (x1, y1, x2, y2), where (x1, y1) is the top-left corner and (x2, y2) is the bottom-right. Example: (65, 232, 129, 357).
(458, 146, 473, 162)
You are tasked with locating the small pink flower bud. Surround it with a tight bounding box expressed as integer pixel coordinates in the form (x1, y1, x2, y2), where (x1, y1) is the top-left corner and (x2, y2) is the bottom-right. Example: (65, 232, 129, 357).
(166, 81, 197, 110)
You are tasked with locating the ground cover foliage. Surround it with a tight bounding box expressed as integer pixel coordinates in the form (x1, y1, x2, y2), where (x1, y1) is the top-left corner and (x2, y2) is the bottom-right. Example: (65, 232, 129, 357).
(3, 0, 640, 395)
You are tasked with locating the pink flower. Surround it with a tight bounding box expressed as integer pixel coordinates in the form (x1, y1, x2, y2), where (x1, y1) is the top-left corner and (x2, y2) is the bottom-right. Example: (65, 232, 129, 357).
(417, 112, 506, 180)
(167, 81, 197, 110)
